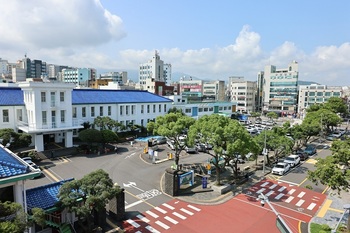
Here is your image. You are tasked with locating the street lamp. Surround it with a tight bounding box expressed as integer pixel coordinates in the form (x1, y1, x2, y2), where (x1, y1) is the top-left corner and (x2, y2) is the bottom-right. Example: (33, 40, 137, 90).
(331, 204, 350, 233)
(263, 129, 267, 174)
(257, 193, 293, 233)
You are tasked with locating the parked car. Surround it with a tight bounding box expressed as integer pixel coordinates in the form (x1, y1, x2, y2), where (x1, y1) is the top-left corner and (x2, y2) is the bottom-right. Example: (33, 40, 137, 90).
(185, 146, 197, 154)
(283, 154, 301, 167)
(272, 162, 291, 175)
(22, 157, 42, 177)
(295, 151, 309, 161)
(303, 145, 317, 155)
(195, 144, 206, 152)
(156, 137, 167, 145)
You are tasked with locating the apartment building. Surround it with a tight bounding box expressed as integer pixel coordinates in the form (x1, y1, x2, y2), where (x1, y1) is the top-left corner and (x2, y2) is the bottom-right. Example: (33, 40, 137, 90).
(203, 80, 226, 101)
(227, 77, 256, 114)
(60, 67, 96, 87)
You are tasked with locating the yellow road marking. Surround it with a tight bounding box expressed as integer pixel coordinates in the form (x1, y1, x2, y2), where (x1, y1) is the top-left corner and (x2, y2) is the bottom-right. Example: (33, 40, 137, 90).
(298, 178, 308, 187)
(42, 168, 60, 182)
(322, 186, 330, 194)
(328, 207, 344, 213)
(305, 159, 317, 164)
(298, 221, 301, 233)
(317, 199, 332, 218)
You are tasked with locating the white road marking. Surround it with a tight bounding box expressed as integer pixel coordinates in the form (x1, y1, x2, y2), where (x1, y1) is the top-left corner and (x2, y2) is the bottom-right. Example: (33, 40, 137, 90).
(146, 210, 159, 218)
(162, 203, 175, 210)
(165, 216, 178, 224)
(307, 203, 317, 210)
(155, 207, 167, 214)
(187, 205, 201, 212)
(269, 184, 277, 189)
(155, 220, 170, 230)
(288, 189, 296, 195)
(136, 214, 150, 223)
(275, 193, 285, 200)
(296, 199, 305, 207)
(126, 219, 140, 228)
(266, 191, 274, 197)
(173, 212, 187, 220)
(145, 225, 161, 233)
(278, 186, 286, 192)
(256, 188, 266, 194)
(180, 208, 194, 216)
(125, 200, 143, 209)
(285, 196, 294, 203)
(297, 191, 305, 198)
(261, 181, 269, 187)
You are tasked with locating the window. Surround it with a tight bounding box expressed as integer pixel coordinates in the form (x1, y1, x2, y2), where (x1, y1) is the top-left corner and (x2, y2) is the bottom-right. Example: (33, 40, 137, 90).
(147, 105, 150, 113)
(126, 106, 129, 115)
(185, 108, 191, 113)
(132, 105, 135, 115)
(17, 109, 23, 121)
(108, 106, 111, 116)
(100, 106, 103, 116)
(153, 104, 156, 113)
(317, 92, 323, 96)
(50, 92, 55, 107)
(164, 104, 167, 112)
(2, 110, 9, 122)
(42, 111, 47, 124)
(309, 92, 315, 96)
(199, 108, 203, 112)
(41, 92, 46, 102)
(61, 110, 65, 123)
(60, 92, 64, 102)
(120, 106, 123, 115)
(141, 105, 144, 114)
(141, 119, 144, 126)
(82, 107, 86, 117)
(73, 107, 77, 118)
(91, 107, 95, 117)
(159, 104, 161, 112)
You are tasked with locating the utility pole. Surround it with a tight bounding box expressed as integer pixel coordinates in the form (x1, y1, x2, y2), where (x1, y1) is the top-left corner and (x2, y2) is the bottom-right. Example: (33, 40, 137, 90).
(263, 129, 267, 174)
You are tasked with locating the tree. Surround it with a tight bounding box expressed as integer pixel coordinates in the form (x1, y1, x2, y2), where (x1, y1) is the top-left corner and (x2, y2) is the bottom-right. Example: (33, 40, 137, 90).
(308, 138, 350, 193)
(147, 112, 195, 169)
(30, 208, 47, 228)
(303, 109, 342, 133)
(0, 128, 31, 149)
(167, 107, 185, 115)
(0, 201, 27, 233)
(58, 169, 121, 232)
(323, 97, 348, 115)
(266, 112, 278, 120)
(78, 129, 102, 146)
(93, 116, 119, 130)
(101, 130, 118, 145)
(188, 115, 258, 184)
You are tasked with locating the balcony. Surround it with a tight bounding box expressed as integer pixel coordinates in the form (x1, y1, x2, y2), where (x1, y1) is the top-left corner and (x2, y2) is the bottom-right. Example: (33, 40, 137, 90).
(16, 120, 84, 133)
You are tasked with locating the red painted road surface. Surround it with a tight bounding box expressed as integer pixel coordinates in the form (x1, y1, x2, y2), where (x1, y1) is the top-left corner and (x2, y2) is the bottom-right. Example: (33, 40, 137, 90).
(122, 179, 327, 233)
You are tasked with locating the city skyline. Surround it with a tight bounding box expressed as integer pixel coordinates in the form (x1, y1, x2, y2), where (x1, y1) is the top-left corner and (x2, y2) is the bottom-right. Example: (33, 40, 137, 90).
(0, 0, 349, 85)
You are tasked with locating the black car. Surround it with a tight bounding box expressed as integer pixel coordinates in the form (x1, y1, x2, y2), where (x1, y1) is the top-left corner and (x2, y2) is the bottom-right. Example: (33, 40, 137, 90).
(295, 151, 309, 161)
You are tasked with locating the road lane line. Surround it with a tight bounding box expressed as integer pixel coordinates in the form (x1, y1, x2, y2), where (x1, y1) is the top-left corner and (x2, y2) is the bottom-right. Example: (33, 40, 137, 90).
(180, 208, 194, 216)
(275, 193, 285, 200)
(187, 205, 201, 212)
(266, 191, 274, 197)
(288, 189, 296, 195)
(317, 199, 332, 217)
(155, 220, 169, 230)
(285, 196, 294, 203)
(278, 186, 286, 192)
(260, 181, 269, 187)
(256, 188, 266, 194)
(125, 200, 143, 209)
(124, 190, 155, 208)
(173, 212, 186, 220)
(164, 216, 178, 224)
(42, 168, 60, 182)
(269, 184, 277, 189)
(307, 203, 316, 210)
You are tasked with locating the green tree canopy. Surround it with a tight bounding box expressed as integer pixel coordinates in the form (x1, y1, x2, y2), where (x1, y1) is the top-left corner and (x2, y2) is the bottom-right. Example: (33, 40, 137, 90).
(58, 169, 121, 232)
(323, 97, 348, 115)
(308, 138, 350, 193)
(101, 130, 118, 144)
(78, 129, 102, 145)
(147, 112, 195, 168)
(93, 116, 119, 130)
(266, 112, 278, 119)
(0, 201, 27, 233)
(303, 109, 342, 132)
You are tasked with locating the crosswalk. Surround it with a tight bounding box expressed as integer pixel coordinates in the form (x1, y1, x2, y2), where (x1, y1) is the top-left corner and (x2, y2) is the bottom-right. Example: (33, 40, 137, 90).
(123, 200, 201, 232)
(244, 180, 326, 215)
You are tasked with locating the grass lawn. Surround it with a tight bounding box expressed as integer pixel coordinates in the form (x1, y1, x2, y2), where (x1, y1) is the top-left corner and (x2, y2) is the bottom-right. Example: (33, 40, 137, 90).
(310, 222, 346, 233)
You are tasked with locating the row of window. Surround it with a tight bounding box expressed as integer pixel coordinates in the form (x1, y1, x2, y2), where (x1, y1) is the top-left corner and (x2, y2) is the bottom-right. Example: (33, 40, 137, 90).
(42, 110, 66, 125)
(305, 92, 340, 97)
(41, 91, 65, 102)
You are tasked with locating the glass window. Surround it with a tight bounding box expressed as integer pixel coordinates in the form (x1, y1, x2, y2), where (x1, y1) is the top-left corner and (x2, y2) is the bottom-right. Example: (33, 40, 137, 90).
(126, 106, 129, 115)
(185, 109, 191, 113)
(317, 92, 323, 96)
(2, 109, 9, 122)
(132, 105, 135, 115)
(73, 107, 77, 118)
(159, 104, 161, 112)
(60, 92, 64, 102)
(141, 105, 144, 114)
(50, 92, 55, 107)
(147, 105, 150, 113)
(82, 107, 86, 117)
(325, 92, 331, 96)
(100, 106, 103, 116)
(61, 110, 65, 123)
(108, 106, 111, 116)
(41, 92, 46, 102)
(42, 111, 47, 124)
(309, 92, 315, 96)
(120, 106, 123, 115)
(153, 104, 156, 113)
(91, 107, 95, 117)
(164, 104, 167, 112)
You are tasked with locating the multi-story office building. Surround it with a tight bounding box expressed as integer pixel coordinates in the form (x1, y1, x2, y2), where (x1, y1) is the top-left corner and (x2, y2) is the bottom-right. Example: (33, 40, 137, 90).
(260, 61, 299, 114)
(0, 58, 8, 75)
(163, 63, 172, 85)
(203, 80, 226, 101)
(60, 68, 96, 87)
(298, 84, 342, 117)
(227, 77, 256, 114)
(47, 64, 69, 80)
(256, 72, 264, 113)
(179, 79, 203, 102)
(16, 57, 47, 79)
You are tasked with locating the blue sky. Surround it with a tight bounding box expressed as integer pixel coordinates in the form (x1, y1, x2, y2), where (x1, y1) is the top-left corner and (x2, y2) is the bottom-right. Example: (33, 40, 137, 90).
(0, 0, 349, 85)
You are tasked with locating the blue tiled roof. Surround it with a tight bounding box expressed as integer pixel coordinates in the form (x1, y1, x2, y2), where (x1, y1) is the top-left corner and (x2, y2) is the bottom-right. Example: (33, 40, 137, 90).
(0, 87, 24, 106)
(0, 87, 172, 106)
(26, 178, 74, 211)
(72, 89, 172, 104)
(0, 146, 29, 178)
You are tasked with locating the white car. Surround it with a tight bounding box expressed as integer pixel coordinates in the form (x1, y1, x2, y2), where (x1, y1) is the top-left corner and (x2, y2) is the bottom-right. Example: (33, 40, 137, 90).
(283, 154, 301, 167)
(272, 162, 291, 175)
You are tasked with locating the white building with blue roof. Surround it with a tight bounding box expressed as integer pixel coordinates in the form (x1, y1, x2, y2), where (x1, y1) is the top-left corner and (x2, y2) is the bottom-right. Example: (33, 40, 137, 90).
(0, 80, 173, 152)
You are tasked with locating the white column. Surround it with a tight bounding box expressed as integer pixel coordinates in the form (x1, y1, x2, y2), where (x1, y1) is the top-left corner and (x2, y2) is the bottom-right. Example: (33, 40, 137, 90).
(65, 131, 73, 148)
(34, 134, 44, 151)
